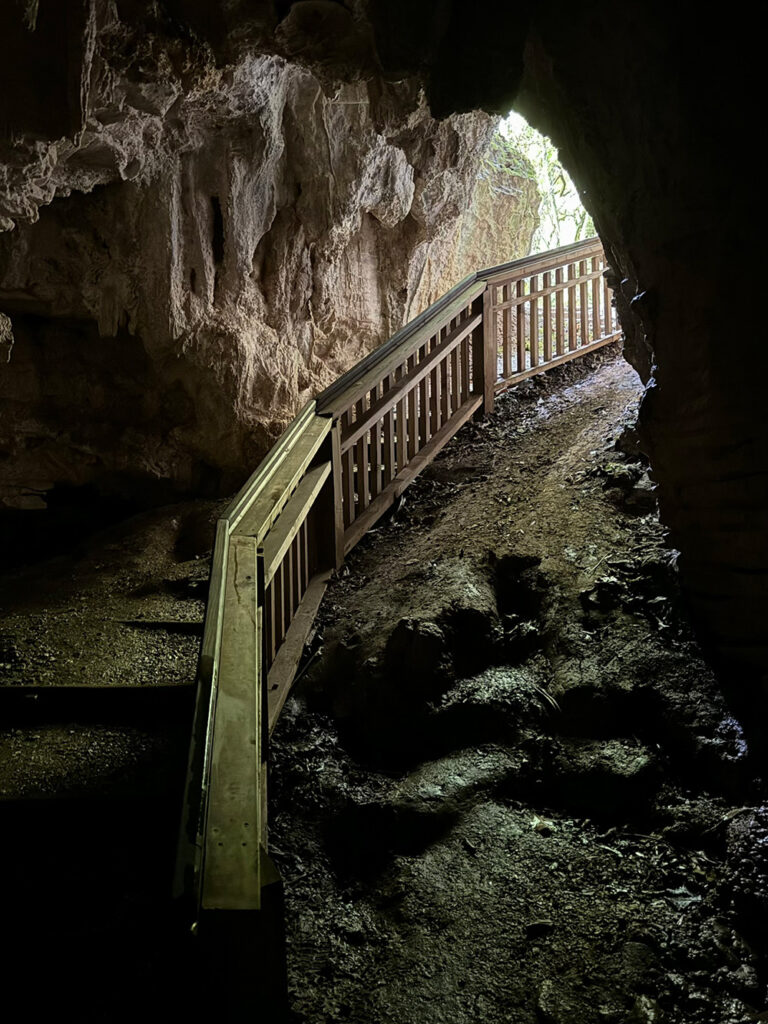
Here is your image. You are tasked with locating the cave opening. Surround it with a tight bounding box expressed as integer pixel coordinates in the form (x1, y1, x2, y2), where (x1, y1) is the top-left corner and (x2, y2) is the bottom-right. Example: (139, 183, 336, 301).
(498, 109, 594, 252)
(0, 3, 766, 1023)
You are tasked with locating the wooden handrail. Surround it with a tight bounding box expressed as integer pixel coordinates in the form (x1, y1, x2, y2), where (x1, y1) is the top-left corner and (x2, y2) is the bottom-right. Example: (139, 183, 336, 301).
(175, 238, 620, 1008)
(477, 235, 603, 281)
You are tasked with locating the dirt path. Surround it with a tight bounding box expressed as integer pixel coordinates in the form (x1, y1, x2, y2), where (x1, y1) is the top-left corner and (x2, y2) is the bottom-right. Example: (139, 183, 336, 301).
(270, 348, 768, 1024)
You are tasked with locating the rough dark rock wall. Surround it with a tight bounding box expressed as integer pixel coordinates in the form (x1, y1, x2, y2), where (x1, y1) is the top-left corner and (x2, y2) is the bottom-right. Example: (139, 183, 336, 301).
(372, 0, 767, 730)
(0, 5, 537, 504)
(1, 2, 766, 726)
(507, 6, 768, 724)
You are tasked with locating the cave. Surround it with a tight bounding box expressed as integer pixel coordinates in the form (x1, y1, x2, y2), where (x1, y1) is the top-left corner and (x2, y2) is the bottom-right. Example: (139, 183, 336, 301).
(1, 3, 766, 1023)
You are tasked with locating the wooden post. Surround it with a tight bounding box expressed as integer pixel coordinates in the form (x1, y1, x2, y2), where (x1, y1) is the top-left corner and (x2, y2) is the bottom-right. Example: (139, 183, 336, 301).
(529, 275, 539, 368)
(516, 279, 526, 370)
(543, 271, 552, 362)
(471, 292, 485, 418)
(568, 263, 577, 351)
(591, 255, 601, 343)
(502, 283, 511, 378)
(579, 259, 588, 346)
(329, 422, 345, 570)
(482, 284, 495, 414)
(555, 267, 564, 356)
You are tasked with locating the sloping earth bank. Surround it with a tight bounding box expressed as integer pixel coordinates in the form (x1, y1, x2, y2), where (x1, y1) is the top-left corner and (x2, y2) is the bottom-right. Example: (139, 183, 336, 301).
(270, 347, 768, 1024)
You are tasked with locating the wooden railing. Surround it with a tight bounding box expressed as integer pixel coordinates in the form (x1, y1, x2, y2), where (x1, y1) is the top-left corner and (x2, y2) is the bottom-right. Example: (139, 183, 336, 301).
(174, 237, 619, 1008)
(484, 237, 618, 389)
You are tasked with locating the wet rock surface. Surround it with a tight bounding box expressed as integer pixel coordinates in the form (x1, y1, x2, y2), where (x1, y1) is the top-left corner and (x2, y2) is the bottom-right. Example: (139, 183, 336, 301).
(270, 348, 768, 1023)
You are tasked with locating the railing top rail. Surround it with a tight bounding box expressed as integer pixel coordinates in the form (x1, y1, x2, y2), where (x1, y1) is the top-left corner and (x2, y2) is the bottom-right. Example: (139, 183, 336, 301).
(478, 236, 602, 283)
(317, 276, 484, 416)
(316, 237, 606, 417)
(223, 400, 318, 535)
(316, 273, 481, 413)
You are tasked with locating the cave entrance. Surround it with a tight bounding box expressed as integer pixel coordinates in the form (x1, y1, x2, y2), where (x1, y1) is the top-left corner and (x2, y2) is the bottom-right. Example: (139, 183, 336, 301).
(498, 110, 595, 253)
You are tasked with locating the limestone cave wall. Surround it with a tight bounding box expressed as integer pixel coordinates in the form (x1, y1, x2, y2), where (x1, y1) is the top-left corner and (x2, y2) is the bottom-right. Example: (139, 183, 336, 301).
(0, 4, 537, 506)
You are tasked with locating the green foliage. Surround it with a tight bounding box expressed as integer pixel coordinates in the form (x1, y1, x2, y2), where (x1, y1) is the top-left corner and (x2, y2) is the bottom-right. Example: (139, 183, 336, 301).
(499, 113, 595, 250)
(480, 132, 537, 184)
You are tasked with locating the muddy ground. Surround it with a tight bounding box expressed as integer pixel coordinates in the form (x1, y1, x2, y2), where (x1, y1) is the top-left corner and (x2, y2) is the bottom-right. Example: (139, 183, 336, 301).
(269, 347, 768, 1024)
(1, 346, 767, 1023)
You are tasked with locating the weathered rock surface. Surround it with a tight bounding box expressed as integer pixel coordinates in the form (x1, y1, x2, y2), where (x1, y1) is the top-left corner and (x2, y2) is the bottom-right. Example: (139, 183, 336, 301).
(0, 1, 765, 725)
(0, 5, 537, 506)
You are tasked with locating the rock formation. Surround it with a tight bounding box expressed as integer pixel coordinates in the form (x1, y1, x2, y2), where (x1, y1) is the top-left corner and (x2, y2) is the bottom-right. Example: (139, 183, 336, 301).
(1, 1, 765, 732)
(0, 4, 537, 505)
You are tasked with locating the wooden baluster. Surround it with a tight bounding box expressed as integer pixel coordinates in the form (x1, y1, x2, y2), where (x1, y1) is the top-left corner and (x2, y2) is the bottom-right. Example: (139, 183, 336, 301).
(284, 549, 293, 631)
(266, 579, 276, 666)
(383, 373, 395, 488)
(542, 270, 552, 362)
(429, 332, 440, 435)
(273, 563, 284, 653)
(341, 410, 355, 528)
(461, 327, 470, 402)
(555, 267, 564, 356)
(355, 396, 369, 513)
(502, 283, 511, 379)
(301, 519, 309, 591)
(591, 255, 601, 343)
(568, 263, 577, 351)
(440, 322, 450, 424)
(396, 361, 407, 472)
(579, 259, 588, 346)
(370, 384, 381, 499)
(451, 333, 460, 413)
(516, 278, 526, 370)
(603, 261, 613, 336)
(407, 353, 418, 459)
(292, 534, 301, 613)
(418, 344, 429, 449)
(529, 274, 539, 367)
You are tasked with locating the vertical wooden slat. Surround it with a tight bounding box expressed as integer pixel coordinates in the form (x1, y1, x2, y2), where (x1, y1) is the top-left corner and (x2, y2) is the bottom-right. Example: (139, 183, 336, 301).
(568, 263, 578, 351)
(396, 393, 407, 472)
(370, 384, 381, 499)
(330, 422, 347, 562)
(591, 255, 601, 343)
(502, 283, 511, 379)
(267, 580, 276, 665)
(529, 275, 539, 368)
(429, 332, 440, 435)
(407, 353, 418, 460)
(516, 278, 526, 371)
(603, 262, 613, 336)
(418, 345, 429, 448)
(292, 535, 302, 613)
(441, 352, 450, 423)
(461, 331, 470, 402)
(383, 374, 395, 487)
(471, 292, 485, 403)
(555, 267, 564, 356)
(482, 285, 495, 413)
(340, 412, 355, 530)
(542, 271, 552, 362)
(273, 563, 284, 654)
(301, 518, 310, 589)
(579, 259, 588, 346)
(450, 343, 460, 413)
(355, 397, 369, 513)
(284, 548, 293, 631)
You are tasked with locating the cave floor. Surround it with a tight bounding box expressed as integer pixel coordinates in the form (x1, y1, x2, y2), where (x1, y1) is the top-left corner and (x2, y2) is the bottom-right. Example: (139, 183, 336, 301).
(0, 348, 766, 1023)
(270, 347, 768, 1024)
